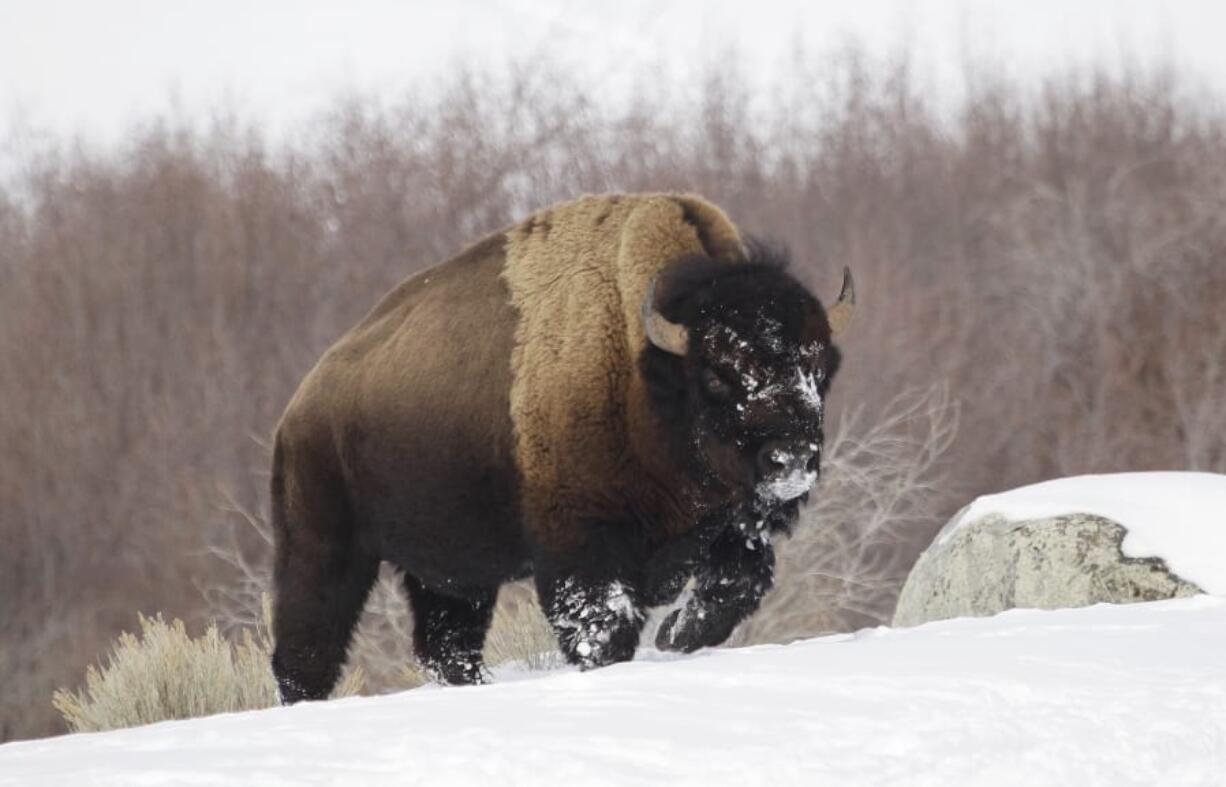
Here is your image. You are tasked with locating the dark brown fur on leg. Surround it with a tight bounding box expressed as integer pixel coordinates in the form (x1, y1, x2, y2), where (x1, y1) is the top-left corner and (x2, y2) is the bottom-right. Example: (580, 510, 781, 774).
(271, 541, 378, 703)
(655, 526, 775, 653)
(270, 436, 378, 703)
(404, 575, 497, 685)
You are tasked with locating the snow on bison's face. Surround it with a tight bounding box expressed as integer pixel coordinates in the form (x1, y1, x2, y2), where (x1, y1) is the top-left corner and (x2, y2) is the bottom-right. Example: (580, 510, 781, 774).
(640, 249, 854, 509)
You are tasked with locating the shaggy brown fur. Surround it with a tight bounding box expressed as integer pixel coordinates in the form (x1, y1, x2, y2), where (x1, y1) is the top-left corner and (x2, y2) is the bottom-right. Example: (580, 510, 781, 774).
(503, 194, 746, 551)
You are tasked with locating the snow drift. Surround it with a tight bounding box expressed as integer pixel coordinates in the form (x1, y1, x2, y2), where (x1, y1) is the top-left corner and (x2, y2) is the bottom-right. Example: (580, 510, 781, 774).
(2, 597, 1223, 786)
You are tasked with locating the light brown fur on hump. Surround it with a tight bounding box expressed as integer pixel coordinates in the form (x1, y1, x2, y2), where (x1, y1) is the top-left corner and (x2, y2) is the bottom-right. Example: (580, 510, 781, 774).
(502, 193, 745, 548)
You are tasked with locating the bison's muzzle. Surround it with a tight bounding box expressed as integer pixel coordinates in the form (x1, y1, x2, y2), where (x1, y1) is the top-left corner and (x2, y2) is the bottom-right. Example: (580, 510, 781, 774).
(755, 439, 819, 502)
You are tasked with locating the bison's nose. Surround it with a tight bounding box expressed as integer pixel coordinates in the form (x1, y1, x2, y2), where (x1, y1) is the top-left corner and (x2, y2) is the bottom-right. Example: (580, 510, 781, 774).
(755, 439, 819, 501)
(756, 439, 816, 479)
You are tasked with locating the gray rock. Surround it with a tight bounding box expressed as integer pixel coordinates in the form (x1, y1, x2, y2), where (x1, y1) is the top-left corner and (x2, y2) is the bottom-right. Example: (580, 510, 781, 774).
(892, 512, 1203, 628)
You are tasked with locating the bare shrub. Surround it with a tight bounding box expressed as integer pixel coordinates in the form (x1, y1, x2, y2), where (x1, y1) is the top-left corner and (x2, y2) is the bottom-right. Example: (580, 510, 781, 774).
(51, 603, 362, 734)
(733, 386, 959, 645)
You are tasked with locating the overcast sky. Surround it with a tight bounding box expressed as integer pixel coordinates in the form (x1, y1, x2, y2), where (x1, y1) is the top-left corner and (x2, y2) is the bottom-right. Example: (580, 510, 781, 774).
(3, 0, 1225, 146)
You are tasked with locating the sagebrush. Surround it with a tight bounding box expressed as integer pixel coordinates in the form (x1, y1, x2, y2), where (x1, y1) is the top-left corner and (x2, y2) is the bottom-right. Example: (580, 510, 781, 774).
(51, 603, 362, 734)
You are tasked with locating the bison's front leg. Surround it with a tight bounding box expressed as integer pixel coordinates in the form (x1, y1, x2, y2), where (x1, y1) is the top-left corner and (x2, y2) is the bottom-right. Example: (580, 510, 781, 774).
(654, 525, 775, 653)
(534, 528, 647, 669)
(540, 575, 647, 668)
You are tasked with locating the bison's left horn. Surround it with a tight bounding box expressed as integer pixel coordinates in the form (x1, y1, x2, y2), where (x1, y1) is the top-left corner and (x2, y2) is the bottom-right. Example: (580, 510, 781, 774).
(827, 267, 856, 337)
(641, 278, 689, 356)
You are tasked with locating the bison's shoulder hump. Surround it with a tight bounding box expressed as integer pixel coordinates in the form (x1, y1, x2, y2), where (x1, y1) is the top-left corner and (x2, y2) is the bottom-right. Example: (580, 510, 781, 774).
(501, 192, 744, 541)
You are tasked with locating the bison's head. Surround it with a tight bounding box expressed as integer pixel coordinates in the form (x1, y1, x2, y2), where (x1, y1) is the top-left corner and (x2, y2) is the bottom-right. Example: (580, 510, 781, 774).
(639, 244, 853, 513)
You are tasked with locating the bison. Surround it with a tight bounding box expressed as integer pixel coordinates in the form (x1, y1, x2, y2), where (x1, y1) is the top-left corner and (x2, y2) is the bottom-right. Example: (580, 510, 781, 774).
(270, 193, 853, 701)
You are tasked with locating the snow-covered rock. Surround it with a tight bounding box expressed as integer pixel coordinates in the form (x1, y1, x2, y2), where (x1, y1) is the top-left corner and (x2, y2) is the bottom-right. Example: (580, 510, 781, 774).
(894, 472, 1226, 627)
(2, 597, 1224, 786)
(893, 512, 1202, 626)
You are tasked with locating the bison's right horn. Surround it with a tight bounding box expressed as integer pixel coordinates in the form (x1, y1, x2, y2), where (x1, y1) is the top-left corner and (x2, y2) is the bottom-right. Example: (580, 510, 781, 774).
(641, 279, 689, 356)
(826, 267, 856, 337)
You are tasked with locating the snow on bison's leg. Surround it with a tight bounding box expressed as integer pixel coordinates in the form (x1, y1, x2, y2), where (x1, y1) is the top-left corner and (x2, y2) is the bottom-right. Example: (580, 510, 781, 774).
(534, 526, 647, 669)
(540, 575, 646, 669)
(655, 526, 775, 653)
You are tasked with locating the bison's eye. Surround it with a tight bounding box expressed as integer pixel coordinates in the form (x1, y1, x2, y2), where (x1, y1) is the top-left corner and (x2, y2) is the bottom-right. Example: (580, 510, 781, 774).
(701, 367, 732, 399)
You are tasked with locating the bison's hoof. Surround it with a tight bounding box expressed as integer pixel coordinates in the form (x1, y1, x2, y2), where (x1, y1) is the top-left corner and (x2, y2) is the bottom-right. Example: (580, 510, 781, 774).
(654, 605, 727, 653)
(423, 653, 487, 686)
(566, 620, 640, 669)
(549, 579, 645, 669)
(655, 608, 700, 653)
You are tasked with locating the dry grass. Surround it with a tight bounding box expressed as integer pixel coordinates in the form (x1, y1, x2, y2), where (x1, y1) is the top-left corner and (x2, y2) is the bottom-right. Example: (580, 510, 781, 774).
(4, 51, 1226, 740)
(51, 600, 362, 734)
(484, 584, 563, 672)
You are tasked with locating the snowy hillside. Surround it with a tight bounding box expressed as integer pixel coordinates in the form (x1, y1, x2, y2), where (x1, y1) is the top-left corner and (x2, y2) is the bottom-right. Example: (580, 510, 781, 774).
(2, 597, 1223, 786)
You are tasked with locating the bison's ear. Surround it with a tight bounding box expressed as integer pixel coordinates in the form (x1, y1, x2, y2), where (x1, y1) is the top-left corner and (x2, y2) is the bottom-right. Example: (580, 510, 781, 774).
(651, 255, 727, 318)
(642, 278, 689, 355)
(642, 254, 723, 356)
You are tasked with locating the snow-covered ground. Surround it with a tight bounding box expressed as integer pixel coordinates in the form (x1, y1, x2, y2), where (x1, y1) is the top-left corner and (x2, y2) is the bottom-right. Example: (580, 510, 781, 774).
(941, 472, 1226, 593)
(2, 597, 1223, 786)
